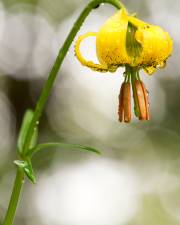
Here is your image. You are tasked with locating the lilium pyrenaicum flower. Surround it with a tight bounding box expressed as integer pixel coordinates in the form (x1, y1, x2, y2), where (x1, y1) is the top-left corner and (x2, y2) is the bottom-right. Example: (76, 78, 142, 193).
(74, 8, 173, 122)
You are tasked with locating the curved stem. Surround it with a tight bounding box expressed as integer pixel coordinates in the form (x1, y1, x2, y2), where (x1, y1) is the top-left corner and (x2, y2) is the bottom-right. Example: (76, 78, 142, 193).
(22, 0, 124, 156)
(2, 2, 124, 225)
(2, 169, 24, 225)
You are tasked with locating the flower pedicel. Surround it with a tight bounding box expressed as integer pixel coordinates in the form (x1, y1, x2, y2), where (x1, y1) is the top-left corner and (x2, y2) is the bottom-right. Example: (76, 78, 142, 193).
(75, 8, 173, 122)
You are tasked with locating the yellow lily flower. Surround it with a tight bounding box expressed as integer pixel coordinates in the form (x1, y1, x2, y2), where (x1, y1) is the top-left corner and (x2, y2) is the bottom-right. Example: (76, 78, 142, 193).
(75, 8, 172, 74)
(74, 7, 173, 122)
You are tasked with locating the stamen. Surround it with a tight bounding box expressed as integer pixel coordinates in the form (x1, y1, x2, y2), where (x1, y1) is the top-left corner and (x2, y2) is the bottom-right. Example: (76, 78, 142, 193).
(141, 81, 150, 120)
(135, 80, 150, 120)
(118, 82, 131, 123)
(118, 82, 125, 122)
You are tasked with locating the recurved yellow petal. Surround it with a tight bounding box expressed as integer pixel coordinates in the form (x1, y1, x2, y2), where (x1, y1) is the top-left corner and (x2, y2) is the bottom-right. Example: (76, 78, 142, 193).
(96, 8, 131, 68)
(135, 25, 173, 70)
(75, 7, 173, 74)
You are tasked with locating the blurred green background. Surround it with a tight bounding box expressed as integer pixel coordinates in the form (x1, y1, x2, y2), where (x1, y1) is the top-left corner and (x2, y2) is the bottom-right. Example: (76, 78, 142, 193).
(0, 0, 180, 225)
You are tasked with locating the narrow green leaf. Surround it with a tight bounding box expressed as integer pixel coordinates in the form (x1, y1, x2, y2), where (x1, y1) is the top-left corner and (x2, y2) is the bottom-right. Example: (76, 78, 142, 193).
(24, 160, 36, 184)
(27, 142, 101, 157)
(17, 110, 34, 154)
(17, 109, 38, 155)
(14, 160, 27, 168)
(29, 126, 38, 150)
(14, 160, 36, 184)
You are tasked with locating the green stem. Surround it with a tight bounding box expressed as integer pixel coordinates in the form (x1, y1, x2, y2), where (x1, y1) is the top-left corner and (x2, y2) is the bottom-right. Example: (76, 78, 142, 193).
(22, 0, 124, 156)
(2, 169, 24, 225)
(2, 1, 124, 225)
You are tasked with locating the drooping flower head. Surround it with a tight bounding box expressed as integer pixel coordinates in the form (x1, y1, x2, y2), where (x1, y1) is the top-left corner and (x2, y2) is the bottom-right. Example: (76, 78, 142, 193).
(75, 7, 173, 122)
